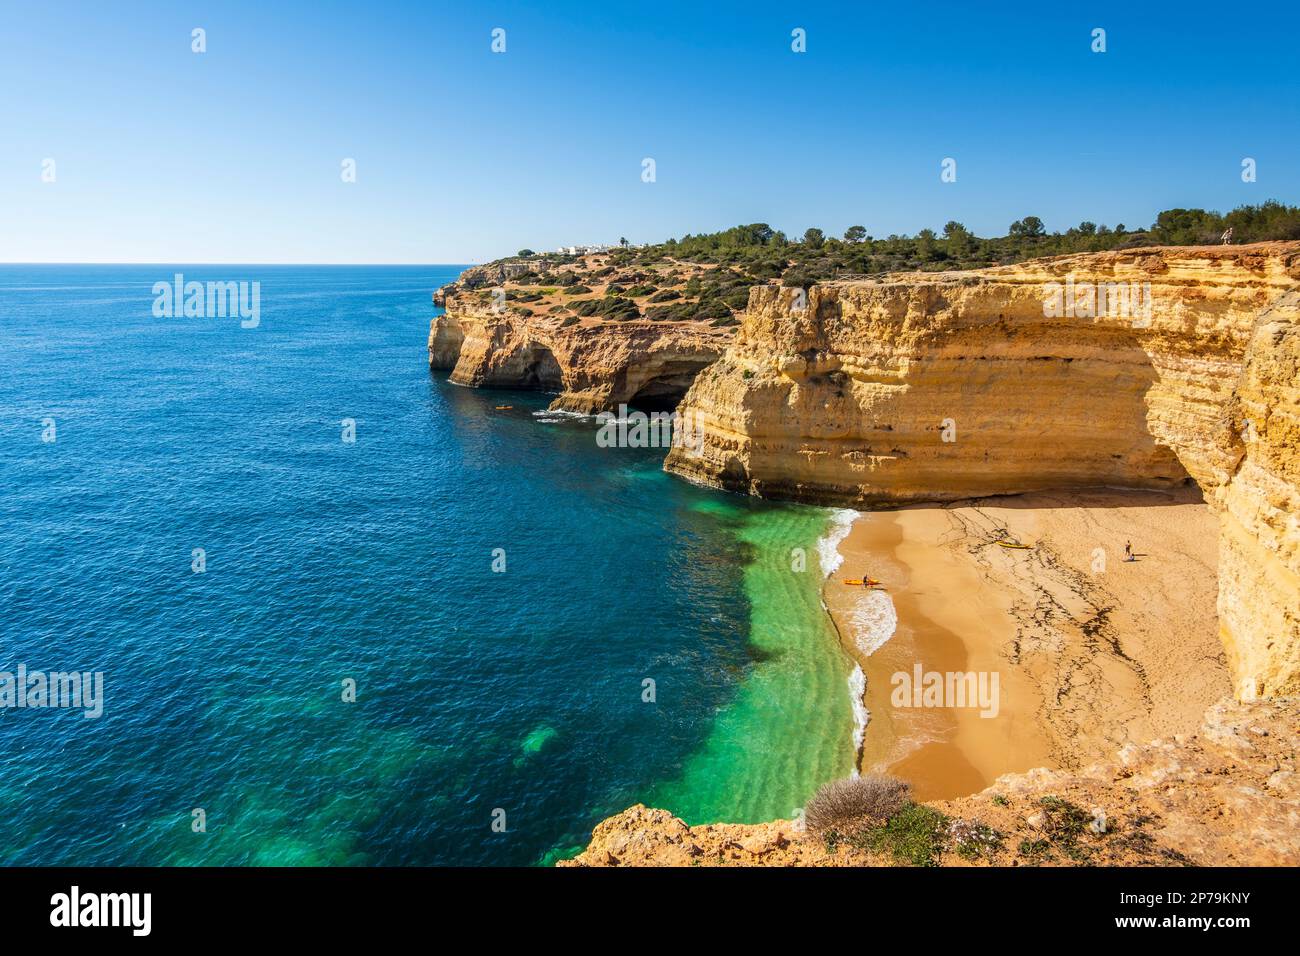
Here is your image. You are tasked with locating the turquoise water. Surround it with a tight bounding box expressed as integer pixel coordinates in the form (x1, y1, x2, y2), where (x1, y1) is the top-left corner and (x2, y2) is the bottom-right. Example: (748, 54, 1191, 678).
(0, 265, 853, 865)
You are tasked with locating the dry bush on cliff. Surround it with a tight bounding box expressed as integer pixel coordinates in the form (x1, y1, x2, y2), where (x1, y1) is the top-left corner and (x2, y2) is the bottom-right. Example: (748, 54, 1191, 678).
(804, 773, 911, 837)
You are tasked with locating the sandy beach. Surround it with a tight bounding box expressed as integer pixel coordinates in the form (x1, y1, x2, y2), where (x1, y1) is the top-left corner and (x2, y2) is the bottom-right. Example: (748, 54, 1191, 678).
(823, 487, 1228, 801)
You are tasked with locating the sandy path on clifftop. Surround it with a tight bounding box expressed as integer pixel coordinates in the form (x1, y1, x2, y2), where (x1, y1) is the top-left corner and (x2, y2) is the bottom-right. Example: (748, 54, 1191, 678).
(823, 487, 1228, 802)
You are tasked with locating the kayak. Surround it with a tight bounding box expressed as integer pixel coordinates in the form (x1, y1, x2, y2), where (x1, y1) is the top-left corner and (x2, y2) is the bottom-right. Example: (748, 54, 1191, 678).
(842, 579, 883, 586)
(495, 405, 513, 410)
(996, 541, 1033, 550)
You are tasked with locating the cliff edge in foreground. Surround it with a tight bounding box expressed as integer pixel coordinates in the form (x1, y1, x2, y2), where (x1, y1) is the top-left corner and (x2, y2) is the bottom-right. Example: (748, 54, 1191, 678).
(563, 695, 1300, 867)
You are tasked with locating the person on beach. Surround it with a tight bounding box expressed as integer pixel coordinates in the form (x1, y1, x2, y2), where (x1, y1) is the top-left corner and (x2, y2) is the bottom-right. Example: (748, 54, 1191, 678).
(1124, 540, 1134, 562)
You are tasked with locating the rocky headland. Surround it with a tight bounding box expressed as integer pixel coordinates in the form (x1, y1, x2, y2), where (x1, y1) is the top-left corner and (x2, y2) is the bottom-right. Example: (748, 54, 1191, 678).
(430, 255, 738, 413)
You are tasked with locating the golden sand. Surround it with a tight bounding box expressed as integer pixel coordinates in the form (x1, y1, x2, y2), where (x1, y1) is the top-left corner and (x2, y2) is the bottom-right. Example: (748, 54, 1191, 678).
(823, 487, 1227, 801)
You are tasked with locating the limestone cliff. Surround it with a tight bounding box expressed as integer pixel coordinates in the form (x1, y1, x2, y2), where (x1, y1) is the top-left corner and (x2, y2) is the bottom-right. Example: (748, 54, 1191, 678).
(1219, 290, 1300, 700)
(663, 243, 1300, 698)
(563, 695, 1300, 867)
(430, 257, 736, 413)
(430, 304, 730, 413)
(431, 243, 1298, 695)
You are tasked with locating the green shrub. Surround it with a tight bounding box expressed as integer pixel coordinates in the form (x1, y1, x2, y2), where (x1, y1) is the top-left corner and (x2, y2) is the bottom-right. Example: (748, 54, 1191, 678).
(781, 270, 817, 289)
(571, 296, 640, 321)
(947, 818, 1004, 861)
(1035, 796, 1099, 862)
(857, 803, 949, 867)
(723, 288, 750, 310)
(1017, 838, 1052, 863)
(693, 298, 733, 321)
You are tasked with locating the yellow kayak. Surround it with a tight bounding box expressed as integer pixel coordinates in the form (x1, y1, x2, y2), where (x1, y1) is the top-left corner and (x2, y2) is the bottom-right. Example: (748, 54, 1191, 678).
(996, 540, 1033, 550)
(495, 405, 513, 410)
(843, 579, 883, 587)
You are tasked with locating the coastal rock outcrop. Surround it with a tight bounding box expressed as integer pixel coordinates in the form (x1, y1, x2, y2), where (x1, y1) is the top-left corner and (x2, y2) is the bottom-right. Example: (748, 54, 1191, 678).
(563, 695, 1300, 867)
(430, 251, 748, 413)
(663, 243, 1300, 698)
(430, 304, 731, 413)
(427, 309, 465, 368)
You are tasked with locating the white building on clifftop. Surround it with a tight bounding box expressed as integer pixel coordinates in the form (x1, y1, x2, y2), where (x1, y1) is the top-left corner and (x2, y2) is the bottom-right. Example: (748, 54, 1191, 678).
(556, 243, 618, 255)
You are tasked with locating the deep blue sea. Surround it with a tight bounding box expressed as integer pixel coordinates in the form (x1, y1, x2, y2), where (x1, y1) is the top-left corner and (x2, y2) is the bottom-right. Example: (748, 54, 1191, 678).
(0, 265, 853, 865)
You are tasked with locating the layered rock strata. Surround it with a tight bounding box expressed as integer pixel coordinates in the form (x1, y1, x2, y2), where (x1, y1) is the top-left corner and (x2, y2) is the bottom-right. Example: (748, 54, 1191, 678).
(429, 305, 731, 413)
(663, 243, 1300, 698)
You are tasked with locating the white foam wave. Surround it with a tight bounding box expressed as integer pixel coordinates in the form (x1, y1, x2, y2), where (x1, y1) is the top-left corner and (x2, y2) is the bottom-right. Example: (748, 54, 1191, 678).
(849, 589, 898, 658)
(848, 664, 870, 773)
(816, 508, 859, 578)
(531, 408, 593, 420)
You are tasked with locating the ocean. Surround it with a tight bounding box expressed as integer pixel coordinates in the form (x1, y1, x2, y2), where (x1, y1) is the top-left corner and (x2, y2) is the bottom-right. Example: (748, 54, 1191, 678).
(0, 265, 854, 865)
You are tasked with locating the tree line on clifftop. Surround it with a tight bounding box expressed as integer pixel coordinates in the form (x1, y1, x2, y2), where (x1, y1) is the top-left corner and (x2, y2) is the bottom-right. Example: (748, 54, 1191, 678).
(521, 201, 1300, 289)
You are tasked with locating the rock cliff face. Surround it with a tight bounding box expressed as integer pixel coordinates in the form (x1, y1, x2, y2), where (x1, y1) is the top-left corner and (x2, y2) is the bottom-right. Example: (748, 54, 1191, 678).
(1218, 291, 1300, 700)
(432, 244, 1298, 696)
(562, 695, 1300, 867)
(430, 304, 731, 413)
(663, 243, 1300, 698)
(430, 252, 750, 412)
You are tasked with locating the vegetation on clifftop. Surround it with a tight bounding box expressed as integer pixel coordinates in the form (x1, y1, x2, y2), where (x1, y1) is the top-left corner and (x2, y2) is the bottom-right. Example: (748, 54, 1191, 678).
(520, 201, 1300, 284)
(638, 201, 1300, 284)
(448, 201, 1300, 324)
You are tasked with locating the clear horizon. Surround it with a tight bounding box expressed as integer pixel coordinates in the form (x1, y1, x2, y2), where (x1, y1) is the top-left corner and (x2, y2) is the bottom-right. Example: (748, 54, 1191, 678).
(3, 0, 1297, 264)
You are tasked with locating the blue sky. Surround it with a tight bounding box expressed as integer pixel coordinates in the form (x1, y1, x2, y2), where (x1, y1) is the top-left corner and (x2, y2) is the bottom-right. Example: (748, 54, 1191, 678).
(2, 0, 1297, 263)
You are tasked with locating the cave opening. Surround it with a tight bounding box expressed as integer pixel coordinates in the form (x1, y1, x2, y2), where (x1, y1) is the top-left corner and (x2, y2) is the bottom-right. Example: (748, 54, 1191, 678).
(626, 387, 686, 413)
(626, 363, 715, 413)
(520, 347, 564, 391)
